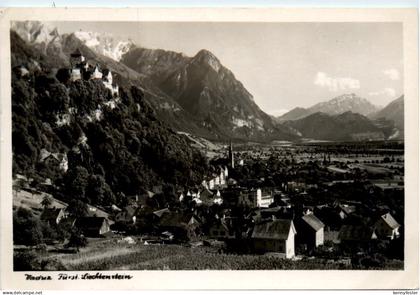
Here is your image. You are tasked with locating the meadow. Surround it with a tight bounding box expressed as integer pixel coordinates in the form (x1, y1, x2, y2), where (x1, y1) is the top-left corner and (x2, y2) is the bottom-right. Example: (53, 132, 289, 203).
(15, 237, 403, 271)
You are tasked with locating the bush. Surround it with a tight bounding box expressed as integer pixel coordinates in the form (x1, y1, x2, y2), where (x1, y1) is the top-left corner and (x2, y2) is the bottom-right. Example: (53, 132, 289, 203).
(67, 231, 88, 251)
(14, 251, 41, 271)
(13, 208, 43, 246)
(35, 243, 48, 253)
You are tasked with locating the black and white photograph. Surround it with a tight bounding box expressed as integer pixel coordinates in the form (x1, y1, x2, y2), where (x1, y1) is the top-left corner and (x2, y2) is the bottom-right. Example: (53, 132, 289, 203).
(1, 6, 418, 291)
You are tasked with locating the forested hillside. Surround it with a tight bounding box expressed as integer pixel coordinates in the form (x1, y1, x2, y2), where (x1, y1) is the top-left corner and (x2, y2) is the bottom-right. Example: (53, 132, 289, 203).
(11, 31, 208, 209)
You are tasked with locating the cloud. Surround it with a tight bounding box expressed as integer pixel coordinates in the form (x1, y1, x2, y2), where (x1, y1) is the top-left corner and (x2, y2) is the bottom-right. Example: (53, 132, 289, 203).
(384, 69, 400, 80)
(314, 72, 360, 91)
(368, 88, 396, 97)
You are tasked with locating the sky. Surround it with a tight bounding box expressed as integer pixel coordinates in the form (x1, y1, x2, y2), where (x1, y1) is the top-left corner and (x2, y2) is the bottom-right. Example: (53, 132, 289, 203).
(53, 21, 403, 116)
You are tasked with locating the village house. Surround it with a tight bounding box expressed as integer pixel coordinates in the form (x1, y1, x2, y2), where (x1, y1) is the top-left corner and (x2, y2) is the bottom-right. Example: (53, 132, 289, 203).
(196, 188, 213, 206)
(285, 181, 307, 193)
(39, 148, 68, 172)
(273, 193, 292, 208)
(238, 188, 274, 208)
(237, 189, 256, 207)
(40, 207, 67, 225)
(295, 212, 325, 250)
(213, 190, 223, 205)
(152, 208, 170, 220)
(209, 218, 235, 240)
(338, 204, 356, 220)
(374, 213, 400, 240)
(74, 217, 111, 237)
(260, 206, 294, 220)
(338, 224, 377, 244)
(251, 219, 297, 258)
(257, 190, 274, 208)
(202, 166, 228, 190)
(13, 65, 30, 78)
(178, 192, 184, 202)
(158, 212, 201, 241)
(115, 205, 137, 224)
(196, 188, 223, 206)
(372, 181, 404, 192)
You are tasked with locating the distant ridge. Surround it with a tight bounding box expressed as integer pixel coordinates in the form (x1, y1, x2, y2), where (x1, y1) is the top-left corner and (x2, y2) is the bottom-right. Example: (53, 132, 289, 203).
(283, 111, 385, 141)
(278, 93, 380, 121)
(371, 95, 404, 140)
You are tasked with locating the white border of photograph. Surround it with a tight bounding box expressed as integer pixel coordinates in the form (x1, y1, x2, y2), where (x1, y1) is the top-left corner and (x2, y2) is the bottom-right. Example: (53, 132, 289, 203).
(0, 7, 418, 290)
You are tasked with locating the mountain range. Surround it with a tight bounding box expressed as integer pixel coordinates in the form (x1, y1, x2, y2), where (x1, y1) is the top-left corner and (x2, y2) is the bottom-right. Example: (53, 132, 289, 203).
(277, 93, 404, 140)
(284, 111, 386, 141)
(11, 21, 297, 143)
(277, 93, 380, 122)
(10, 21, 404, 142)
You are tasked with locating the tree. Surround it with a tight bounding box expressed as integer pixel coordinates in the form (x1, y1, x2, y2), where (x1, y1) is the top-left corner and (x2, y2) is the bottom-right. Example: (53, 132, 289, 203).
(86, 174, 115, 206)
(56, 68, 71, 84)
(67, 199, 88, 218)
(64, 166, 89, 201)
(13, 178, 26, 198)
(13, 208, 43, 246)
(41, 195, 52, 209)
(67, 230, 88, 252)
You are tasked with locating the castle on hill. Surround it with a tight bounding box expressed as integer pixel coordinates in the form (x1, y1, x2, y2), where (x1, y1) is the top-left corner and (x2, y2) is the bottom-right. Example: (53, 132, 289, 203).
(70, 48, 119, 96)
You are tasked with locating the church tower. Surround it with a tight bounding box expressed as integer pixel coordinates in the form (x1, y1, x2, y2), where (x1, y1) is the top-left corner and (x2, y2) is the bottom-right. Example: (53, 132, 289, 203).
(228, 141, 234, 169)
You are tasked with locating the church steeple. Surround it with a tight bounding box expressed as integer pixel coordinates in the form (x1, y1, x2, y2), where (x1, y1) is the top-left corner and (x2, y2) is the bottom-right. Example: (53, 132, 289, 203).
(228, 141, 234, 169)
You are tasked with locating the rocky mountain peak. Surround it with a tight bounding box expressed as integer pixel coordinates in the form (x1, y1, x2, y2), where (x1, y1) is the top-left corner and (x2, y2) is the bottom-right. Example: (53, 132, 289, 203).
(308, 93, 379, 116)
(191, 49, 221, 72)
(11, 21, 60, 44)
(73, 30, 134, 61)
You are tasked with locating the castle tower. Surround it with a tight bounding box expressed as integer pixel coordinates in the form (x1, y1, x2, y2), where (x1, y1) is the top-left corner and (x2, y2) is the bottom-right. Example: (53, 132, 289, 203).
(228, 141, 234, 169)
(70, 48, 85, 68)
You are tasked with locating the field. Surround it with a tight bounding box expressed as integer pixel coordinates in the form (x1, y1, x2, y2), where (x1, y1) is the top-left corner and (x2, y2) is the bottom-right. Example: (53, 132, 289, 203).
(16, 237, 403, 271)
(13, 189, 111, 219)
(12, 189, 66, 216)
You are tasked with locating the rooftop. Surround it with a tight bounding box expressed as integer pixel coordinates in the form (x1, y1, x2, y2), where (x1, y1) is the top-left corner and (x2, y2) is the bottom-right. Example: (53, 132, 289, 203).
(251, 219, 295, 240)
(302, 213, 325, 231)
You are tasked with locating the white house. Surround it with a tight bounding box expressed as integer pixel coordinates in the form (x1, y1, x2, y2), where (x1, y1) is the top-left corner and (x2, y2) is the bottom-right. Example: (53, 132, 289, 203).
(251, 219, 297, 258)
(374, 213, 400, 240)
(257, 189, 274, 208)
(296, 213, 325, 249)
